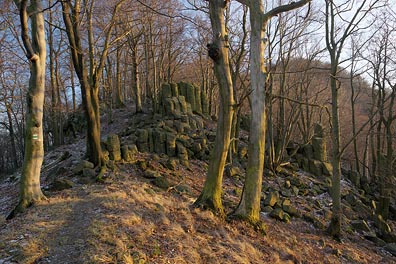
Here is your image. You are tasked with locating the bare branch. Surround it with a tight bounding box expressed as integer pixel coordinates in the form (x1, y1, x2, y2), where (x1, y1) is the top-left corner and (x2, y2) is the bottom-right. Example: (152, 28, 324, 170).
(265, 0, 312, 20)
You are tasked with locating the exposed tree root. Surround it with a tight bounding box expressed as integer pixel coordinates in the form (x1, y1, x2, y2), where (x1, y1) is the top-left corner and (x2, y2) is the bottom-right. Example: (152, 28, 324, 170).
(228, 213, 267, 235)
(193, 195, 226, 219)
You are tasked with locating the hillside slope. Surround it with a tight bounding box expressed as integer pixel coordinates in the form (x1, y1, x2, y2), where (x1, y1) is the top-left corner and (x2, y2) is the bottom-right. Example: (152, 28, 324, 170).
(1, 107, 395, 264)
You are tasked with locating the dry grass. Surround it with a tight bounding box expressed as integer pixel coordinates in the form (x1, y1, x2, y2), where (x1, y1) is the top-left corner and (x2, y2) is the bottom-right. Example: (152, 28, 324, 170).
(0, 156, 395, 264)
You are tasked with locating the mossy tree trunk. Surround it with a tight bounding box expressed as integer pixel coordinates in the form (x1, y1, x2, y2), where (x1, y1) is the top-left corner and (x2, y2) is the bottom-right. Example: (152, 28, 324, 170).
(232, 0, 311, 227)
(8, 0, 47, 218)
(61, 0, 125, 167)
(194, 0, 235, 217)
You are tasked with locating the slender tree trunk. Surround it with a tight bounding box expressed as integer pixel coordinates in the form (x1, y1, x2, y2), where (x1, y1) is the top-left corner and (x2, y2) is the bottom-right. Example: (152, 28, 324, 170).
(6, 106, 18, 169)
(194, 0, 234, 216)
(8, 0, 47, 218)
(232, 2, 266, 225)
(132, 43, 143, 113)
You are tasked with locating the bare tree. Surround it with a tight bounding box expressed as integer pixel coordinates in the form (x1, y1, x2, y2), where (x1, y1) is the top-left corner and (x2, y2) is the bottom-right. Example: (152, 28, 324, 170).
(8, 0, 47, 218)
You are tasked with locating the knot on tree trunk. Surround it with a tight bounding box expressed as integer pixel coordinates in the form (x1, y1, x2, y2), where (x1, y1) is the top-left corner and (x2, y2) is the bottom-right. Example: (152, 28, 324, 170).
(207, 43, 221, 63)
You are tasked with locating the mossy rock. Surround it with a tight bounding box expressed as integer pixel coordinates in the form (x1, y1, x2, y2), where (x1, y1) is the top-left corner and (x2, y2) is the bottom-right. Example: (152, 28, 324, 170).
(144, 169, 162, 179)
(49, 178, 74, 191)
(270, 208, 287, 222)
(73, 160, 94, 174)
(263, 191, 279, 207)
(152, 176, 171, 189)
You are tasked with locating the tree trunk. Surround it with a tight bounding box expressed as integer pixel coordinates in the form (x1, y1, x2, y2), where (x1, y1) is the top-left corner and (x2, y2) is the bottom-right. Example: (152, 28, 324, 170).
(132, 43, 143, 113)
(6, 106, 19, 169)
(194, 0, 234, 216)
(232, 2, 266, 225)
(8, 0, 47, 218)
(328, 61, 342, 239)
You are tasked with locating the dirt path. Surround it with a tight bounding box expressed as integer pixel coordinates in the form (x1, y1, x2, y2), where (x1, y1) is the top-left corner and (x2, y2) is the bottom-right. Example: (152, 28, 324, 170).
(36, 189, 98, 264)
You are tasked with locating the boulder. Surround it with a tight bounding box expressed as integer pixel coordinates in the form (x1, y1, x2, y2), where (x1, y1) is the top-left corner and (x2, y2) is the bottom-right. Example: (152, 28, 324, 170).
(166, 133, 177, 157)
(82, 168, 96, 178)
(270, 208, 284, 221)
(152, 176, 171, 190)
(282, 199, 299, 217)
(106, 134, 121, 161)
(176, 142, 189, 167)
(49, 178, 74, 191)
(312, 137, 326, 161)
(73, 160, 94, 174)
(264, 191, 279, 207)
(309, 159, 323, 176)
(144, 169, 162, 179)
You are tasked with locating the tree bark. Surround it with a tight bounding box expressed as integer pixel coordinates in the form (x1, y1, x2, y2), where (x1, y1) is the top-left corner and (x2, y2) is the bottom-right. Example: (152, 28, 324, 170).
(8, 0, 47, 218)
(194, 0, 235, 216)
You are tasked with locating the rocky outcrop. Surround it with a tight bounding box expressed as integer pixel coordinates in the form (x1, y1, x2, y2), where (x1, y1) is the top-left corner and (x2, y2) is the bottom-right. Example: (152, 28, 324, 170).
(117, 82, 211, 167)
(294, 123, 332, 177)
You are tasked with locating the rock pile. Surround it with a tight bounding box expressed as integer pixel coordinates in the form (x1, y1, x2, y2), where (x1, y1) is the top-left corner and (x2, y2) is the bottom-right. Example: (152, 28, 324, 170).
(293, 123, 333, 178)
(117, 82, 211, 167)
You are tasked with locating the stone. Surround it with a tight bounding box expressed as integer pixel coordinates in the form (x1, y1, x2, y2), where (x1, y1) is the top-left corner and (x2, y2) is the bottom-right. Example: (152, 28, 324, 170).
(171, 83, 179, 97)
(270, 208, 284, 221)
(238, 145, 248, 159)
(136, 129, 149, 152)
(161, 83, 172, 99)
(384, 243, 396, 257)
(106, 134, 121, 161)
(284, 180, 291, 189)
(194, 85, 202, 114)
(351, 220, 371, 232)
(312, 137, 327, 161)
(314, 123, 325, 138)
(175, 185, 191, 194)
(349, 171, 361, 187)
(303, 213, 326, 229)
(201, 87, 209, 115)
(144, 169, 162, 179)
(282, 199, 299, 217)
(82, 168, 96, 178)
(292, 186, 299, 196)
(128, 144, 138, 154)
(137, 160, 147, 171)
(264, 191, 279, 207)
(152, 176, 171, 189)
(226, 165, 243, 178)
(72, 160, 94, 174)
(121, 145, 132, 162)
(165, 158, 178, 170)
(262, 206, 273, 213)
(309, 159, 323, 176)
(153, 129, 167, 155)
(165, 133, 177, 157)
(50, 179, 74, 191)
(176, 142, 189, 167)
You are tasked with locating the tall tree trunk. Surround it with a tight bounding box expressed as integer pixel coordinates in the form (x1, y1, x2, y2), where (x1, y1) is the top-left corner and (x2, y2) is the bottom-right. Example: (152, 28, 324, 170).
(132, 43, 143, 113)
(194, 0, 235, 216)
(328, 63, 342, 238)
(8, 0, 47, 218)
(232, 1, 266, 225)
(6, 106, 18, 169)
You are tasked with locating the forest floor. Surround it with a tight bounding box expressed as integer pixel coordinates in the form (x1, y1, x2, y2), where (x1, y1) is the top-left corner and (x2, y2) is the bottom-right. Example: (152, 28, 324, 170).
(1, 108, 396, 263)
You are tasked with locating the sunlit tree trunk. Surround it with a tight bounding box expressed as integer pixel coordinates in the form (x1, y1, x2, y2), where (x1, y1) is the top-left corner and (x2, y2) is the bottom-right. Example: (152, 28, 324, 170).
(8, 0, 47, 218)
(194, 0, 235, 216)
